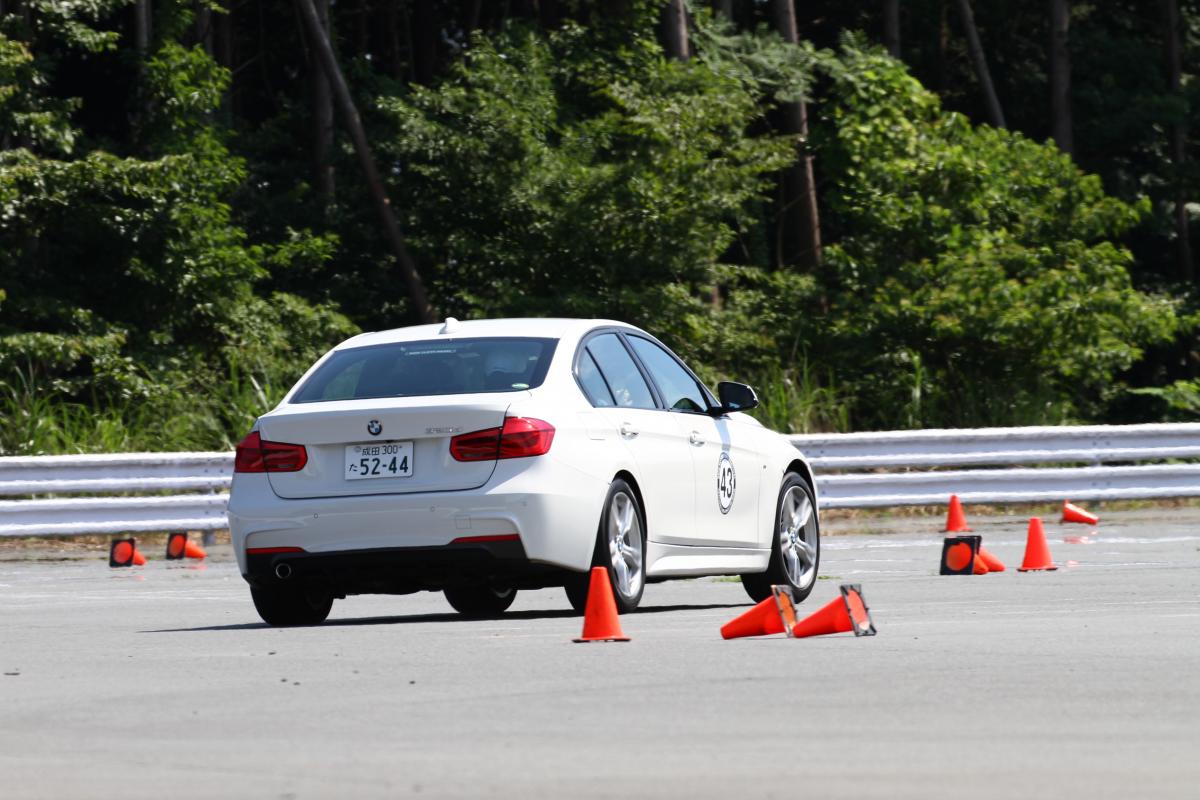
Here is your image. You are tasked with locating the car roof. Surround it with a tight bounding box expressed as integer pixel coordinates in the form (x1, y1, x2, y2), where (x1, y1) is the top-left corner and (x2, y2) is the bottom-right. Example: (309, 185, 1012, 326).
(340, 318, 637, 350)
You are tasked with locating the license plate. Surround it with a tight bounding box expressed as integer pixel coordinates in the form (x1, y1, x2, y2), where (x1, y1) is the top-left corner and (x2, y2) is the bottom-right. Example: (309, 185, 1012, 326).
(345, 442, 414, 480)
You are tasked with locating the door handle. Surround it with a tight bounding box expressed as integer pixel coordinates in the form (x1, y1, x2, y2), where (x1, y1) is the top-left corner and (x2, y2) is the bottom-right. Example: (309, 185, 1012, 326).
(688, 431, 704, 446)
(619, 423, 639, 439)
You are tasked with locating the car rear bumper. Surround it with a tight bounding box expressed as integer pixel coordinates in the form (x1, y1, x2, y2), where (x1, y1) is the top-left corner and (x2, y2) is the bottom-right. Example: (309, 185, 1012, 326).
(227, 456, 607, 578)
(243, 538, 570, 596)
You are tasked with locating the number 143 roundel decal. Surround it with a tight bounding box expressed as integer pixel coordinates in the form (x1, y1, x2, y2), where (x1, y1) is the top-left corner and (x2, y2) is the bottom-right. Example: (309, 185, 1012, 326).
(717, 452, 736, 514)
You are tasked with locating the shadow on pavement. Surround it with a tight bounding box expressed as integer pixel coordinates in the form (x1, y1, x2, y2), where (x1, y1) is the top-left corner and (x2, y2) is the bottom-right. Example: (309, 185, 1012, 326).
(141, 601, 749, 633)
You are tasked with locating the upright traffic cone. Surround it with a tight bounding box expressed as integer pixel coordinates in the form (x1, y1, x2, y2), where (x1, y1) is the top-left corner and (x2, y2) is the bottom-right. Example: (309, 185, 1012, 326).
(944, 495, 972, 532)
(1061, 500, 1099, 526)
(977, 545, 1006, 572)
(940, 535, 982, 575)
(573, 567, 629, 642)
(165, 532, 187, 560)
(109, 538, 136, 568)
(720, 586, 796, 640)
(183, 540, 207, 560)
(790, 584, 876, 638)
(1017, 517, 1058, 572)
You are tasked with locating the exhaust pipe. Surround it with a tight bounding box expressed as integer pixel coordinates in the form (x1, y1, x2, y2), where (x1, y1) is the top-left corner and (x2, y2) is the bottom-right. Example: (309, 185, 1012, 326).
(275, 562, 293, 580)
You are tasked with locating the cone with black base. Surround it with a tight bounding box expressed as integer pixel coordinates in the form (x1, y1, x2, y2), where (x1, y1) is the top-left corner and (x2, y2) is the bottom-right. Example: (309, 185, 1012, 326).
(109, 538, 136, 568)
(790, 584, 877, 639)
(1061, 500, 1099, 526)
(940, 535, 986, 575)
(166, 533, 187, 560)
(573, 567, 629, 642)
(720, 586, 796, 640)
(944, 495, 971, 532)
(1018, 517, 1058, 572)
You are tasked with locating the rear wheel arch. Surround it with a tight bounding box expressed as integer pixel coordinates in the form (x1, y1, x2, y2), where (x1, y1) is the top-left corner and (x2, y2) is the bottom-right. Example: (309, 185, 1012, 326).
(614, 469, 648, 534)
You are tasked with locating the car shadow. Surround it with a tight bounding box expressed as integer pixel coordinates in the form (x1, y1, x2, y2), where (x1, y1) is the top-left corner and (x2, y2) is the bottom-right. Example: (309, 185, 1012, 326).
(141, 601, 751, 633)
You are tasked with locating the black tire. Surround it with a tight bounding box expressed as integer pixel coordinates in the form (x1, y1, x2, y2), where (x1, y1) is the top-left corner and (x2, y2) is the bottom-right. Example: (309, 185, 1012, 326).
(251, 585, 333, 626)
(741, 472, 820, 604)
(564, 478, 646, 614)
(443, 583, 517, 618)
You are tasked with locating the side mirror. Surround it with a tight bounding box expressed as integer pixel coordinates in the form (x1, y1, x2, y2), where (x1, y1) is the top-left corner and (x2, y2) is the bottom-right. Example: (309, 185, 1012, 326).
(716, 381, 759, 414)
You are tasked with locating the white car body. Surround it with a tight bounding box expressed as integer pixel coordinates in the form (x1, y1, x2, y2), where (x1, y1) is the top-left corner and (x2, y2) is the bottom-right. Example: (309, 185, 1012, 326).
(227, 318, 817, 617)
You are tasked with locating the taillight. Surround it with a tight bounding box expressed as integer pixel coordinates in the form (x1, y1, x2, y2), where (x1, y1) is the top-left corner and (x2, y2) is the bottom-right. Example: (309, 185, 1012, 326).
(497, 416, 555, 458)
(234, 430, 308, 473)
(449, 427, 502, 462)
(449, 417, 555, 462)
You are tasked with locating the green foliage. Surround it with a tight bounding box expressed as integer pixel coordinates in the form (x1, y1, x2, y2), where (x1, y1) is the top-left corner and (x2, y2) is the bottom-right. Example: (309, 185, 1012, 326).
(807, 38, 1176, 428)
(377, 22, 795, 362)
(0, 24, 355, 453)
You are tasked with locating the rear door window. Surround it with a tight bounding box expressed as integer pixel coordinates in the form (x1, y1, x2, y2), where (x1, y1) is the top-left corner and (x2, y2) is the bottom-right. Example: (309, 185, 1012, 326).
(585, 334, 656, 410)
(577, 349, 616, 407)
(291, 337, 557, 402)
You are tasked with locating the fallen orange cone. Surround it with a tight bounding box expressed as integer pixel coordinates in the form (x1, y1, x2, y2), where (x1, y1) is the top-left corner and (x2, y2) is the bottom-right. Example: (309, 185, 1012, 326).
(109, 538, 136, 568)
(1018, 517, 1058, 572)
(940, 535, 986, 575)
(166, 532, 187, 560)
(1061, 500, 1099, 526)
(131, 547, 147, 566)
(944, 494, 972, 532)
(790, 584, 877, 638)
(573, 567, 629, 643)
(977, 545, 1006, 572)
(720, 586, 796, 640)
(184, 540, 207, 560)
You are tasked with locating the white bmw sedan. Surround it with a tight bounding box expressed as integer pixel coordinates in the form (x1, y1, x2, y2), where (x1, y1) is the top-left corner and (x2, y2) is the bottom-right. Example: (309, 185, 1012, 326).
(228, 318, 820, 625)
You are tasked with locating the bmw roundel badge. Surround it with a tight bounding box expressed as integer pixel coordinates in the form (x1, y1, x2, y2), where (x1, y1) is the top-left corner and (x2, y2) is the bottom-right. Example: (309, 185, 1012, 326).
(367, 420, 383, 436)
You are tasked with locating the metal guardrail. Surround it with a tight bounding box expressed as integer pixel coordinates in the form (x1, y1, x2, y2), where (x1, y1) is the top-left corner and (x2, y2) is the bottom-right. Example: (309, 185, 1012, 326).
(1, 423, 1199, 535)
(790, 423, 1200, 509)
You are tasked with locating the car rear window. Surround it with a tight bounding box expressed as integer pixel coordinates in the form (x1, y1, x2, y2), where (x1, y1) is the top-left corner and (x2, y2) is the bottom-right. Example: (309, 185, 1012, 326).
(291, 337, 558, 403)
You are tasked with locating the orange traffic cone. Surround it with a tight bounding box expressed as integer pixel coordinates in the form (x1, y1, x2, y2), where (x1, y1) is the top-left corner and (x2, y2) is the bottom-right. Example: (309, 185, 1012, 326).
(166, 532, 187, 560)
(184, 540, 207, 560)
(109, 538, 136, 568)
(791, 584, 876, 638)
(1061, 500, 1099, 526)
(573, 567, 629, 642)
(131, 547, 147, 566)
(977, 546, 1006, 572)
(720, 586, 796, 640)
(944, 495, 971, 532)
(1018, 517, 1058, 572)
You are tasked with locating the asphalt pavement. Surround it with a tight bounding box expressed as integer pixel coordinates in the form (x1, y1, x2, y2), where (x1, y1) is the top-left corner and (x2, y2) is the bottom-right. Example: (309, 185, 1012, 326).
(1, 508, 1198, 799)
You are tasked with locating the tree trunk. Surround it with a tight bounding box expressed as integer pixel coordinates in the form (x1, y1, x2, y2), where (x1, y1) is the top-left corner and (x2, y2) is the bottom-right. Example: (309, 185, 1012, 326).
(1164, 0, 1193, 282)
(662, 0, 689, 61)
(313, 0, 336, 209)
(1048, 0, 1072, 153)
(463, 0, 483, 31)
(538, 0, 560, 29)
(954, 0, 1006, 128)
(883, 0, 901, 59)
(937, 0, 949, 93)
(295, 0, 436, 322)
(411, 0, 437, 85)
(195, 1, 214, 55)
(772, 0, 822, 271)
(135, 0, 152, 54)
(215, 1, 236, 119)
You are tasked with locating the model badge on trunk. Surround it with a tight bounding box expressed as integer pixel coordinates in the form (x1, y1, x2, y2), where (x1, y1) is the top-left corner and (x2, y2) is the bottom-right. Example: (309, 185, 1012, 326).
(367, 420, 382, 436)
